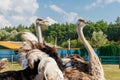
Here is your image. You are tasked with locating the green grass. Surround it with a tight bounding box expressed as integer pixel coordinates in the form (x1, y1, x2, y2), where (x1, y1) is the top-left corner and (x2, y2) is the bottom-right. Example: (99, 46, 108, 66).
(1, 63, 120, 80)
(103, 65, 120, 80)
(0, 62, 22, 73)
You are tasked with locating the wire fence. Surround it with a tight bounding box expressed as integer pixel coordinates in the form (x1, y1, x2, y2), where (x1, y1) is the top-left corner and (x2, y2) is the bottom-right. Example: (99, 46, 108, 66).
(0, 54, 19, 63)
(0, 50, 120, 65)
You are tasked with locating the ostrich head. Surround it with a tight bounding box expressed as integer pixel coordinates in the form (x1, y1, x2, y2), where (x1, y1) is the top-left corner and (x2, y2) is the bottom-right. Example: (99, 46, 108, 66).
(36, 18, 48, 26)
(77, 18, 89, 28)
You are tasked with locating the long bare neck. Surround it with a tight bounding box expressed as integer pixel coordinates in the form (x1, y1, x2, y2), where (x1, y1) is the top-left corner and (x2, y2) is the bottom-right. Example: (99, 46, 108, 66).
(77, 26, 104, 80)
(36, 23, 43, 46)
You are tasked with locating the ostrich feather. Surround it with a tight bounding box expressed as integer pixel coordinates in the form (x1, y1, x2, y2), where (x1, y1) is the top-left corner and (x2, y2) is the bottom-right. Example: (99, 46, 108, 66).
(21, 32, 38, 42)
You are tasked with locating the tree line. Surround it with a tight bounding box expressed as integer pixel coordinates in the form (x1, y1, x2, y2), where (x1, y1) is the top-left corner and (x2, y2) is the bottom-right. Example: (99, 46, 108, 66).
(0, 17, 120, 50)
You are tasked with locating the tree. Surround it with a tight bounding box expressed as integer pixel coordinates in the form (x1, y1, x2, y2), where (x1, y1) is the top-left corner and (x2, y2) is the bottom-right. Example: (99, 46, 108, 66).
(90, 31, 108, 48)
(0, 30, 9, 40)
(46, 35, 54, 44)
(17, 24, 25, 32)
(45, 23, 76, 45)
(83, 22, 96, 39)
(115, 17, 120, 25)
(7, 30, 18, 41)
(61, 38, 84, 48)
(95, 20, 108, 33)
(29, 23, 36, 34)
(98, 44, 120, 56)
(107, 23, 120, 41)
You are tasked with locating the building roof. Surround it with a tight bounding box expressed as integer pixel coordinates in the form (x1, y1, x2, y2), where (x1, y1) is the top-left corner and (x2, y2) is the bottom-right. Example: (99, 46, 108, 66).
(0, 41, 22, 50)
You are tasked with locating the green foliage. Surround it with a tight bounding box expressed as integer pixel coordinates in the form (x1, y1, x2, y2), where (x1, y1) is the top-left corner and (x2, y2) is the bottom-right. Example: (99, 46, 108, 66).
(98, 44, 120, 56)
(5, 30, 18, 41)
(80, 47, 87, 57)
(29, 23, 36, 34)
(45, 23, 77, 45)
(95, 20, 108, 33)
(115, 16, 120, 25)
(46, 35, 55, 44)
(106, 23, 120, 41)
(0, 30, 10, 40)
(61, 38, 84, 48)
(83, 20, 108, 39)
(73, 50, 79, 54)
(90, 31, 108, 48)
(0, 17, 120, 49)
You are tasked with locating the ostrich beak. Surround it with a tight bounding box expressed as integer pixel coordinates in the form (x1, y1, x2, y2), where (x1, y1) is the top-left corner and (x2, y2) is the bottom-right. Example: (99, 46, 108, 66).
(85, 21, 90, 24)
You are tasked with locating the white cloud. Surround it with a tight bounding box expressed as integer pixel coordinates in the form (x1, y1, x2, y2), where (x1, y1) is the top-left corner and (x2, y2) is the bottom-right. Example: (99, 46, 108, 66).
(0, 15, 11, 27)
(64, 12, 78, 23)
(0, 0, 11, 13)
(49, 4, 78, 23)
(28, 16, 38, 24)
(85, 0, 120, 10)
(45, 17, 58, 25)
(11, 15, 25, 21)
(0, 0, 39, 28)
(49, 4, 67, 14)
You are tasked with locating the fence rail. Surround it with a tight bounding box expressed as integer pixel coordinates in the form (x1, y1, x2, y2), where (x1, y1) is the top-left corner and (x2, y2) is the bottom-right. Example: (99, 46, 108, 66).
(0, 54, 19, 62)
(0, 50, 120, 65)
(100, 56, 120, 64)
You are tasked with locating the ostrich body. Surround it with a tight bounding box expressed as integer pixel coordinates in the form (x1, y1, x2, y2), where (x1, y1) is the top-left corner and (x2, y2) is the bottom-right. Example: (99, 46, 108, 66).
(77, 19, 105, 80)
(21, 32, 38, 42)
(0, 60, 40, 80)
(38, 57, 64, 80)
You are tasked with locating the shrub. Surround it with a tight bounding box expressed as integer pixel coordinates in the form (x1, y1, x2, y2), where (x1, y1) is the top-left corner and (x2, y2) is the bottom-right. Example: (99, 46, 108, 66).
(98, 44, 120, 56)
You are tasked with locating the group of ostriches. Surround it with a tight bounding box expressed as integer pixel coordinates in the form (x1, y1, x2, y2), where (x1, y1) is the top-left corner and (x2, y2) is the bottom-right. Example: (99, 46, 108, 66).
(0, 18, 105, 80)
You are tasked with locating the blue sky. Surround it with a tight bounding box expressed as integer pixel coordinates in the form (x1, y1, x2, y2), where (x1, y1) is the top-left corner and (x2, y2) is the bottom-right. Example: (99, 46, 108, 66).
(0, 0, 120, 28)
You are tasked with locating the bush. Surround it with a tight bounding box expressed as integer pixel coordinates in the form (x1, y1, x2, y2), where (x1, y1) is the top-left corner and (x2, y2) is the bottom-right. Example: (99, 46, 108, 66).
(98, 44, 120, 56)
(61, 38, 84, 48)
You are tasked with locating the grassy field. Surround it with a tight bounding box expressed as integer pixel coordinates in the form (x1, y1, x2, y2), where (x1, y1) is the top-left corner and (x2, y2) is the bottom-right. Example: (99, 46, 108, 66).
(1, 63, 120, 80)
(103, 65, 120, 80)
(0, 63, 22, 73)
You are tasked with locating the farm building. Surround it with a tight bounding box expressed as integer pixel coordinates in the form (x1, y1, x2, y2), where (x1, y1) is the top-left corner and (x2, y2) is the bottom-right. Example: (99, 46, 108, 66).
(0, 41, 22, 61)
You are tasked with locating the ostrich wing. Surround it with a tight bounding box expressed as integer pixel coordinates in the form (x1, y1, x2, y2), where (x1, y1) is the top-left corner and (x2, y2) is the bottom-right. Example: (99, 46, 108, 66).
(21, 32, 38, 42)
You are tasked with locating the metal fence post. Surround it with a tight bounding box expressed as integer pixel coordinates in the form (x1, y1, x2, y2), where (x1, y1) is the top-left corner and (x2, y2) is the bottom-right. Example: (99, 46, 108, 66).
(11, 55, 13, 65)
(118, 56, 120, 69)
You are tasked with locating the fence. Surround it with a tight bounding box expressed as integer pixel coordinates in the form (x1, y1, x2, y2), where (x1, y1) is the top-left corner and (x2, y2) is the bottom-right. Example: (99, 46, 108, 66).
(0, 49, 120, 65)
(0, 54, 19, 62)
(100, 56, 120, 64)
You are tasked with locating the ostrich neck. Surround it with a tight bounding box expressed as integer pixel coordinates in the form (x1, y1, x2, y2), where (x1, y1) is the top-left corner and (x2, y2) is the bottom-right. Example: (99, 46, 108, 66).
(36, 23, 43, 46)
(78, 27, 104, 79)
(78, 27, 97, 59)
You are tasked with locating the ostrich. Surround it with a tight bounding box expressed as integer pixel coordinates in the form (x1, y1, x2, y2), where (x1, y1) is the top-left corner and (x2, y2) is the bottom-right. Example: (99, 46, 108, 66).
(18, 49, 46, 80)
(26, 49, 48, 69)
(38, 57, 64, 80)
(21, 32, 38, 42)
(35, 18, 64, 71)
(0, 59, 40, 80)
(19, 18, 105, 80)
(21, 32, 39, 50)
(76, 18, 105, 80)
(35, 18, 93, 80)
(0, 58, 8, 71)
